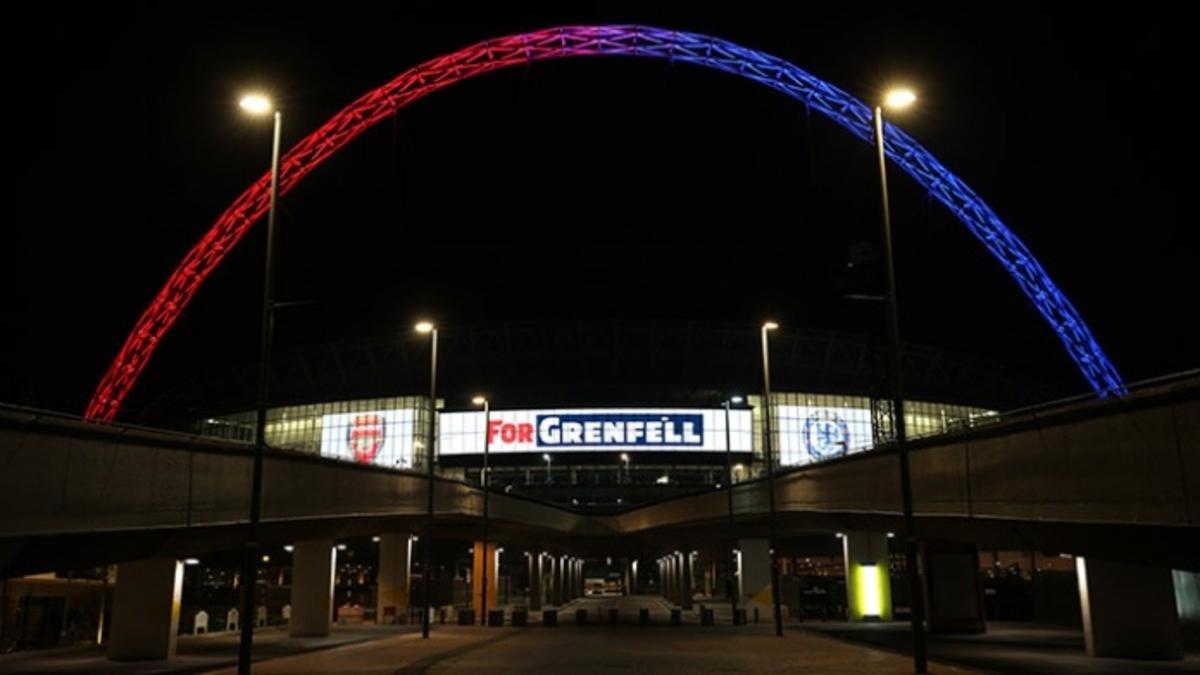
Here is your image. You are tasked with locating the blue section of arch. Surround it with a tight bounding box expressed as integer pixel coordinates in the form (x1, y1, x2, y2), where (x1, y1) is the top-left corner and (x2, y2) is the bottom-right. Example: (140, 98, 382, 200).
(576, 26, 1124, 395)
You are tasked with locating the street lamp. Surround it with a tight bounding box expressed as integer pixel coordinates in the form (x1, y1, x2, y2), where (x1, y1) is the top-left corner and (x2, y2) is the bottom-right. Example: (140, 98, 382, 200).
(473, 395, 492, 625)
(415, 320, 438, 639)
(760, 321, 783, 637)
(237, 92, 282, 675)
(875, 87, 928, 673)
(542, 453, 552, 483)
(619, 452, 630, 484)
(723, 395, 744, 623)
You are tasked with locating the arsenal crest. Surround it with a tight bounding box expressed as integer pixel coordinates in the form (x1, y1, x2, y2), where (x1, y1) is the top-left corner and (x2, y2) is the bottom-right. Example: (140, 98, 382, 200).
(348, 414, 385, 464)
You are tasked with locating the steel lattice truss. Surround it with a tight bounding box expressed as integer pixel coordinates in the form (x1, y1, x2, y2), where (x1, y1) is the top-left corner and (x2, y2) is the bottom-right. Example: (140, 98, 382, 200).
(84, 25, 1125, 422)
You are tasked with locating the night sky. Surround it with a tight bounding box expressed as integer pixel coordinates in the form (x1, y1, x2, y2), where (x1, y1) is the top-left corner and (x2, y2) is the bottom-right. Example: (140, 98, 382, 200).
(6, 3, 1196, 416)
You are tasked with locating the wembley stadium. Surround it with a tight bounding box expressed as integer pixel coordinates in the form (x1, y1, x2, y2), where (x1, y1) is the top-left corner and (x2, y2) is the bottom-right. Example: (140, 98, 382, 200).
(156, 319, 1052, 510)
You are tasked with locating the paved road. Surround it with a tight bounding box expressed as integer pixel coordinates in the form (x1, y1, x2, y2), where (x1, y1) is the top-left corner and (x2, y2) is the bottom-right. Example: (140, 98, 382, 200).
(194, 599, 977, 675)
(5, 597, 1195, 674)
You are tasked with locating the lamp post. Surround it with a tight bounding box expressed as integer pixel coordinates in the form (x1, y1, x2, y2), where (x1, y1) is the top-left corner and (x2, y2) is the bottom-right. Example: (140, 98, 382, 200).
(875, 87, 927, 673)
(542, 453, 552, 483)
(760, 321, 783, 637)
(473, 396, 491, 625)
(237, 92, 281, 675)
(415, 321, 438, 639)
(620, 452, 630, 484)
(723, 395, 743, 622)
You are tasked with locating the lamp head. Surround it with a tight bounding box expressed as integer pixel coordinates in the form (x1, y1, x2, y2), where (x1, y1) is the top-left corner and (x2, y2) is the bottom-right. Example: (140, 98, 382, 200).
(239, 93, 272, 115)
(883, 88, 917, 110)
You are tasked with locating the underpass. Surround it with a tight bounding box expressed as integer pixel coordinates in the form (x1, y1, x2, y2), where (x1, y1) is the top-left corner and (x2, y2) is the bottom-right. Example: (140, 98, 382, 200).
(0, 373, 1196, 668)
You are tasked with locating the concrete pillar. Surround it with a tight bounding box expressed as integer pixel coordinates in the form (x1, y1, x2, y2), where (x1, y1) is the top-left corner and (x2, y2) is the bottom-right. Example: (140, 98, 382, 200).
(560, 555, 568, 603)
(1076, 557, 1182, 660)
(738, 538, 774, 615)
(107, 558, 183, 661)
(471, 541, 497, 620)
(289, 538, 335, 637)
(842, 532, 893, 621)
(924, 541, 984, 634)
(528, 553, 543, 611)
(547, 553, 559, 606)
(666, 556, 677, 604)
(566, 557, 573, 600)
(680, 553, 694, 610)
(376, 534, 412, 624)
(734, 548, 744, 601)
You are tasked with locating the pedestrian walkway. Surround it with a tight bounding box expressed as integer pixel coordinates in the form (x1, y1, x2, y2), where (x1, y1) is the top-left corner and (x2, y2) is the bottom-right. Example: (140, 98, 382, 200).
(803, 620, 1200, 675)
(0, 624, 416, 675)
(203, 623, 979, 675)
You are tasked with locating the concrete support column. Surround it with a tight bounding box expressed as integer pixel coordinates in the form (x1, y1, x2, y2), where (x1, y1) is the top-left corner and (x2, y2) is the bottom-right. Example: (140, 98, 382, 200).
(471, 541, 497, 620)
(1077, 557, 1183, 660)
(289, 538, 335, 638)
(376, 534, 412, 624)
(563, 557, 571, 602)
(734, 548, 744, 601)
(924, 541, 985, 634)
(667, 555, 677, 604)
(107, 558, 183, 661)
(738, 538, 773, 613)
(528, 553, 543, 611)
(554, 555, 564, 606)
(680, 552, 694, 610)
(548, 553, 559, 606)
(842, 532, 893, 621)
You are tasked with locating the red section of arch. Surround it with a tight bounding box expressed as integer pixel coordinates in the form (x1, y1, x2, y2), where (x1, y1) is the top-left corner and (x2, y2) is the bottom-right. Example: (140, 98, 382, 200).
(85, 27, 589, 421)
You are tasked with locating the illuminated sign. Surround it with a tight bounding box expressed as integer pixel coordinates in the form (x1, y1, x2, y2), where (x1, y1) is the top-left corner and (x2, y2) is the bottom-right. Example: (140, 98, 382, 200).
(776, 405, 874, 466)
(439, 408, 752, 455)
(320, 409, 416, 468)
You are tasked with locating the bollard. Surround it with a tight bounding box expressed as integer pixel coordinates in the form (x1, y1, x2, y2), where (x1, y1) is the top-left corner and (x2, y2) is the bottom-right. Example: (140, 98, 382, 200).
(489, 610, 505, 627)
(608, 608, 619, 625)
(512, 609, 528, 627)
(733, 608, 747, 626)
(576, 608, 588, 625)
(753, 608, 759, 624)
(439, 607, 447, 625)
(543, 609, 558, 627)
(457, 609, 475, 625)
(670, 608, 681, 626)
(639, 608, 650, 625)
(701, 607, 714, 625)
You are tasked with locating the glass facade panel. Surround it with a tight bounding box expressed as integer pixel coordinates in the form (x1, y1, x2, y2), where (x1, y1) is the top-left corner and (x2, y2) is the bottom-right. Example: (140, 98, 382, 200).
(193, 393, 995, 495)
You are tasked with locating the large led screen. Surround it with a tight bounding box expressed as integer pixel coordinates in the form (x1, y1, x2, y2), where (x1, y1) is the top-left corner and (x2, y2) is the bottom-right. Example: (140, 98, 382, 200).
(320, 409, 417, 468)
(776, 405, 874, 466)
(439, 408, 753, 455)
